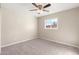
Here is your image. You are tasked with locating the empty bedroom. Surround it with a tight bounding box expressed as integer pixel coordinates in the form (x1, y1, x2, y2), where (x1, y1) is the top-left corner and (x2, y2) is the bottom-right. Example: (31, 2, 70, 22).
(0, 3, 79, 55)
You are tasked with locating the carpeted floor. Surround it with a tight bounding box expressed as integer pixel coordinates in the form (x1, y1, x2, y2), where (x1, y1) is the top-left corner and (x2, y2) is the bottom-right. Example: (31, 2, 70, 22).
(1, 39, 79, 55)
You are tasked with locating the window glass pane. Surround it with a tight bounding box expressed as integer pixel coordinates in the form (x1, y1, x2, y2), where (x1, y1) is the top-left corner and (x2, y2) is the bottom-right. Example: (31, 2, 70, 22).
(45, 18, 58, 29)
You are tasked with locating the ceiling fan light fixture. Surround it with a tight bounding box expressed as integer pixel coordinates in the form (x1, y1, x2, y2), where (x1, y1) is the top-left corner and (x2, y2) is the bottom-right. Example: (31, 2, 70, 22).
(37, 10, 43, 14)
(29, 3, 51, 14)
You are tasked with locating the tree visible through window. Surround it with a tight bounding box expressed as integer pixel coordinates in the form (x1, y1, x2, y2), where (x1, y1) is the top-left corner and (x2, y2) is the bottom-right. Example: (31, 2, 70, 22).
(45, 18, 58, 29)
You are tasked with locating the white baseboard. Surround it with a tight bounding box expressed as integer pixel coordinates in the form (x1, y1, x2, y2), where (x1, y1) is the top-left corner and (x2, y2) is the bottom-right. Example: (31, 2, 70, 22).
(1, 38, 35, 48)
(40, 36, 79, 49)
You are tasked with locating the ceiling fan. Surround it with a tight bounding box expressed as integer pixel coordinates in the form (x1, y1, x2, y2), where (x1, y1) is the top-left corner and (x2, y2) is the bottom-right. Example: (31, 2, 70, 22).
(29, 3, 51, 14)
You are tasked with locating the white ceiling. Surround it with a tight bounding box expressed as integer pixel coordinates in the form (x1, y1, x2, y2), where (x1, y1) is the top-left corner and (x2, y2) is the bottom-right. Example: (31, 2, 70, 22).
(19, 3, 79, 17)
(2, 3, 79, 17)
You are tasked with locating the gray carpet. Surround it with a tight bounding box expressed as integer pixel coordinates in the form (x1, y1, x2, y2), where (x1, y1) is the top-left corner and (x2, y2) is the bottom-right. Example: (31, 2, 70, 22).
(1, 39, 79, 55)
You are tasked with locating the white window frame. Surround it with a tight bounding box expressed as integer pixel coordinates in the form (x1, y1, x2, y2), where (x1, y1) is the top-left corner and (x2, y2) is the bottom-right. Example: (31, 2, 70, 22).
(44, 18, 58, 29)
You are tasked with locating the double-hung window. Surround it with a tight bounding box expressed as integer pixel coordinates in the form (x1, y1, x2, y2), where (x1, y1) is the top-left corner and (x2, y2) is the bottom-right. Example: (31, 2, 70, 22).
(45, 18, 58, 29)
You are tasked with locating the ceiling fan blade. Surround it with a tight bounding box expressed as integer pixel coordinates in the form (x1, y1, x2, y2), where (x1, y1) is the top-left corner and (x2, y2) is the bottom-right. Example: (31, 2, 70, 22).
(43, 4, 51, 8)
(43, 10, 49, 12)
(32, 3, 38, 8)
(29, 9, 38, 11)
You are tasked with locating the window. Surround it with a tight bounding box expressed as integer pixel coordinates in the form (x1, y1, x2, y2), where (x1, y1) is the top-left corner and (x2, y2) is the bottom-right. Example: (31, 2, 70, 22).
(45, 18, 58, 29)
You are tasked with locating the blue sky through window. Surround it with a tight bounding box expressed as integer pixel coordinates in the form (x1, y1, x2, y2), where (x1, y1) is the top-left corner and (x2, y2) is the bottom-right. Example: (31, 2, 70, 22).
(45, 19, 57, 25)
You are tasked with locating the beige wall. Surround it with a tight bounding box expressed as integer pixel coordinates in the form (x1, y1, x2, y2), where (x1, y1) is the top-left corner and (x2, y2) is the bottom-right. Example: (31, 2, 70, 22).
(1, 4, 37, 47)
(0, 8, 1, 53)
(38, 7, 79, 47)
